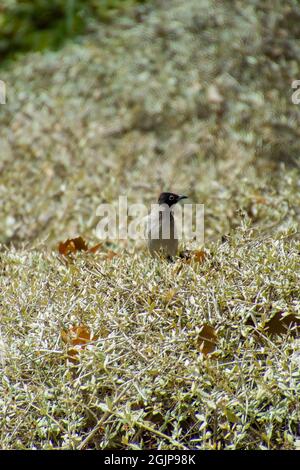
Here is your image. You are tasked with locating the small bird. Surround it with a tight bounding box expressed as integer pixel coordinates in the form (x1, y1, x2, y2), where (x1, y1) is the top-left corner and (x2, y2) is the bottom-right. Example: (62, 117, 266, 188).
(147, 192, 188, 259)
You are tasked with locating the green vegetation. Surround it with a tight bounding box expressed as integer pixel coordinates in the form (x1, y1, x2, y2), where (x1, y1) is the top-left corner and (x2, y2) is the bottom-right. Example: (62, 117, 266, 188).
(0, 0, 299, 450)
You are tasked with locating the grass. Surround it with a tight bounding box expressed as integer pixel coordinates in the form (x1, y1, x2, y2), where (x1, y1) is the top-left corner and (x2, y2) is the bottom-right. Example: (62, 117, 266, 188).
(0, 0, 300, 449)
(0, 0, 147, 64)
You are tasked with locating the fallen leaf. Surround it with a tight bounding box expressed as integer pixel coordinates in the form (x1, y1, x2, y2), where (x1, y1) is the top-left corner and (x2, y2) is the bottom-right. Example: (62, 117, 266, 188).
(66, 348, 80, 363)
(193, 250, 206, 263)
(197, 324, 218, 355)
(61, 324, 98, 362)
(246, 312, 300, 340)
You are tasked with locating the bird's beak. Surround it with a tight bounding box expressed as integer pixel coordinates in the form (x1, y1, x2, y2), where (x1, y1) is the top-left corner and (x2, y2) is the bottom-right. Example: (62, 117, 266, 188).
(178, 195, 188, 201)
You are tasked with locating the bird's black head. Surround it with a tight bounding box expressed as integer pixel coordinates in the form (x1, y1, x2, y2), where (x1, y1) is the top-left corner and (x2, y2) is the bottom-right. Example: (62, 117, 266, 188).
(158, 192, 188, 207)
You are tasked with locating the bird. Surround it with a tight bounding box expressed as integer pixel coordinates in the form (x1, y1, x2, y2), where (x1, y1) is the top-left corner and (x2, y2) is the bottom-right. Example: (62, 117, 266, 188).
(147, 192, 188, 259)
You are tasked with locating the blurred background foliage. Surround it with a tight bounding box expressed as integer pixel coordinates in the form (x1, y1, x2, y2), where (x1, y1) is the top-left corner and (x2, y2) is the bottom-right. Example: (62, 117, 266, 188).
(0, 0, 147, 64)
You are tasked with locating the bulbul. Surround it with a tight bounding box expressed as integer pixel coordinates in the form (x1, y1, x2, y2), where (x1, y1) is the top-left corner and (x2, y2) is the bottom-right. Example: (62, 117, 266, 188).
(147, 192, 188, 259)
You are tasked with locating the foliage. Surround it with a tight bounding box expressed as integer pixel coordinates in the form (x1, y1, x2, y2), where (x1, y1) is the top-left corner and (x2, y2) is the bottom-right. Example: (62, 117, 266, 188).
(0, 0, 147, 63)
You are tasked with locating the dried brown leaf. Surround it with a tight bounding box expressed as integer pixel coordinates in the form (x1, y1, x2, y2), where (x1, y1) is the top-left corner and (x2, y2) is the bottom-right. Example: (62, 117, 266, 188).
(197, 324, 218, 356)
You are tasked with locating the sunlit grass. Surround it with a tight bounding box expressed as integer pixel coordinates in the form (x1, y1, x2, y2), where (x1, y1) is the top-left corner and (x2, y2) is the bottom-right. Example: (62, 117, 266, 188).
(0, 0, 299, 450)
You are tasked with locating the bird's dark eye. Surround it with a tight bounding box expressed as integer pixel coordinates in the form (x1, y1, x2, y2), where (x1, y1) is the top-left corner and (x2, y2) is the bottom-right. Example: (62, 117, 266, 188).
(169, 195, 174, 200)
